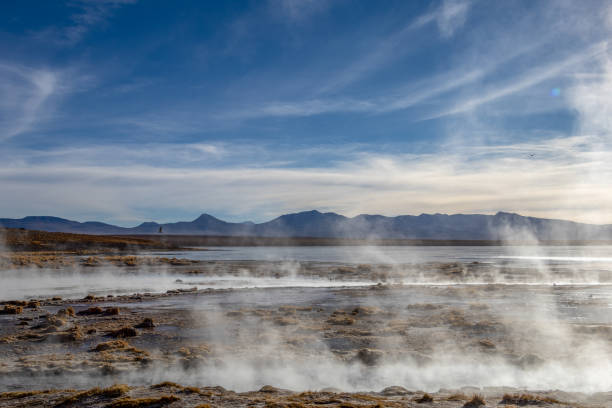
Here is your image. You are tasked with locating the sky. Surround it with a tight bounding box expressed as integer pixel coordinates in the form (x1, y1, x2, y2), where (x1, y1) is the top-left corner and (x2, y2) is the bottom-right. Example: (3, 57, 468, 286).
(1, 0, 612, 225)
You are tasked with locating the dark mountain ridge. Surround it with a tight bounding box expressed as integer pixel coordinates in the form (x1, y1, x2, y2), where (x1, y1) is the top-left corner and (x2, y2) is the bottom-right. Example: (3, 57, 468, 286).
(1, 211, 611, 241)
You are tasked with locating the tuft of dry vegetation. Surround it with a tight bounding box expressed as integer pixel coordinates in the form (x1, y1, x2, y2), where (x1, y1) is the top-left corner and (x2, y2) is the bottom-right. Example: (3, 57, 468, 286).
(463, 394, 486, 408)
(327, 311, 355, 326)
(106, 395, 180, 407)
(446, 393, 469, 401)
(26, 300, 41, 308)
(500, 393, 561, 405)
(355, 348, 383, 366)
(0, 304, 23, 314)
(135, 317, 155, 328)
(77, 306, 104, 315)
(45, 325, 83, 343)
(151, 382, 183, 390)
(0, 389, 57, 399)
(274, 316, 298, 326)
(91, 339, 130, 352)
(150, 382, 201, 394)
(56, 307, 76, 317)
(104, 306, 120, 315)
(415, 393, 434, 403)
(109, 327, 138, 338)
(90, 339, 148, 356)
(478, 338, 496, 349)
(55, 384, 130, 407)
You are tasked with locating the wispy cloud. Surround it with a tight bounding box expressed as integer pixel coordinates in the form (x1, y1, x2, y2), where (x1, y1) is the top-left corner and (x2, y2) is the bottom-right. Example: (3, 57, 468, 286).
(0, 63, 59, 140)
(426, 42, 609, 119)
(222, 98, 375, 119)
(435, 0, 471, 38)
(314, 0, 472, 94)
(226, 35, 607, 123)
(410, 0, 471, 38)
(31, 0, 136, 46)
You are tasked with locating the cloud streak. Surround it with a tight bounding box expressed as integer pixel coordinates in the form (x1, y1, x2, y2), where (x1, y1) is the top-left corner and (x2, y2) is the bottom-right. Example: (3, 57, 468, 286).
(315, 0, 473, 94)
(0, 63, 59, 140)
(426, 42, 609, 119)
(31, 0, 137, 46)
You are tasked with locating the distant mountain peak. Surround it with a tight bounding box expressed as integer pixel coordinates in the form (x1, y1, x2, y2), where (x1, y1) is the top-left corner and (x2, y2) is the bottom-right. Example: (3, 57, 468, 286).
(193, 213, 223, 222)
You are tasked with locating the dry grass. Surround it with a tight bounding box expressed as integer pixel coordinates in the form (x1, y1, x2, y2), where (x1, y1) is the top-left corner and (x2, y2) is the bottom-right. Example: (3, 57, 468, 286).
(78, 306, 119, 316)
(351, 306, 382, 315)
(415, 393, 434, 403)
(0, 304, 23, 314)
(3, 300, 28, 306)
(106, 395, 180, 407)
(0, 389, 58, 399)
(26, 300, 41, 308)
(91, 339, 130, 352)
(355, 349, 383, 366)
(446, 393, 469, 401)
(150, 382, 201, 394)
(135, 318, 155, 328)
(104, 307, 120, 315)
(56, 307, 76, 317)
(273, 316, 298, 326)
(90, 339, 149, 356)
(501, 393, 561, 405)
(45, 326, 83, 342)
(151, 382, 183, 390)
(109, 327, 138, 338)
(327, 315, 355, 325)
(463, 394, 486, 408)
(478, 338, 496, 349)
(2, 228, 178, 253)
(55, 384, 130, 407)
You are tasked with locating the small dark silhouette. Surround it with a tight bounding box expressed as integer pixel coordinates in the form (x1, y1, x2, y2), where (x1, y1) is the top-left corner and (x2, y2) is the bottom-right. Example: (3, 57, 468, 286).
(158, 226, 163, 233)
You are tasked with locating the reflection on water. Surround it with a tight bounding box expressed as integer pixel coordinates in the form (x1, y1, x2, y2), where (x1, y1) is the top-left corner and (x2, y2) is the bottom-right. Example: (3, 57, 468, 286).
(2, 245, 612, 300)
(154, 245, 612, 266)
(0, 271, 379, 301)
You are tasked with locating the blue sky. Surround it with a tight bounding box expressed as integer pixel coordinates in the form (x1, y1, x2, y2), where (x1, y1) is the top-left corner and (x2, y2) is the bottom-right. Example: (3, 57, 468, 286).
(1, 0, 612, 225)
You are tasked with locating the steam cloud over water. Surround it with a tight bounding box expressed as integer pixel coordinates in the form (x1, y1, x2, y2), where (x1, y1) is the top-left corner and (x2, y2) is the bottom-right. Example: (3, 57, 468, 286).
(3, 246, 612, 396)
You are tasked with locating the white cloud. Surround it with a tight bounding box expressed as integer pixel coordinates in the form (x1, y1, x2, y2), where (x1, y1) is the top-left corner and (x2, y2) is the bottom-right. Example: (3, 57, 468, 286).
(224, 98, 375, 119)
(436, 0, 471, 38)
(1, 136, 612, 224)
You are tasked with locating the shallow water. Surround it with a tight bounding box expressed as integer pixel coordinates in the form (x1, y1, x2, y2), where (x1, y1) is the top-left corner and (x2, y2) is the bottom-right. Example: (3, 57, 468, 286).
(4, 247, 612, 393)
(4, 245, 612, 300)
(155, 245, 612, 266)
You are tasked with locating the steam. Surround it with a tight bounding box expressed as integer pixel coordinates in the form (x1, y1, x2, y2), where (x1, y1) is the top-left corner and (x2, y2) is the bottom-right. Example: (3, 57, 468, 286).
(3, 245, 612, 397)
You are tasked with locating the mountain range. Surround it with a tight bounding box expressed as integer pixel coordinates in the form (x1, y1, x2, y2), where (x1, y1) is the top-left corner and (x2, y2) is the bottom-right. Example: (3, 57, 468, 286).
(1, 211, 612, 241)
